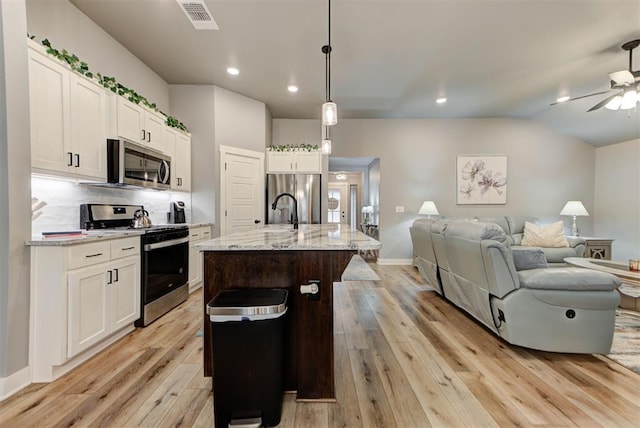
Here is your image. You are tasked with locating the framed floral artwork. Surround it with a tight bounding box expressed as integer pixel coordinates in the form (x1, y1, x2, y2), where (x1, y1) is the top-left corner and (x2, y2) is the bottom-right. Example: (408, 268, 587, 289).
(456, 155, 507, 204)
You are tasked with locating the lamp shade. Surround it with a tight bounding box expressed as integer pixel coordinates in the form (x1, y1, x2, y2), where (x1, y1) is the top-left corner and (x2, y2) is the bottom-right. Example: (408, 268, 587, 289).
(321, 138, 332, 154)
(362, 206, 374, 214)
(322, 101, 337, 126)
(560, 201, 589, 216)
(418, 201, 439, 216)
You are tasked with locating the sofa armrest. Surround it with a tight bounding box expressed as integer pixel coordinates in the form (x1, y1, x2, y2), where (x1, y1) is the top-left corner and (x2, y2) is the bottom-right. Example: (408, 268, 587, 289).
(566, 236, 585, 248)
(511, 246, 548, 271)
(565, 236, 586, 258)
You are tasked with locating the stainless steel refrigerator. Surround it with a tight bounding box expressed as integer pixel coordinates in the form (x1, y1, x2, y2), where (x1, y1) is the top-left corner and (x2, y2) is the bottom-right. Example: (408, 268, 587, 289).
(266, 174, 321, 225)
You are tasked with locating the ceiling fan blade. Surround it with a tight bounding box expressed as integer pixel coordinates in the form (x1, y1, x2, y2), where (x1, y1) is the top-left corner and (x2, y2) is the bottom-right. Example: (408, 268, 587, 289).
(549, 90, 611, 106)
(587, 92, 622, 112)
(609, 70, 635, 85)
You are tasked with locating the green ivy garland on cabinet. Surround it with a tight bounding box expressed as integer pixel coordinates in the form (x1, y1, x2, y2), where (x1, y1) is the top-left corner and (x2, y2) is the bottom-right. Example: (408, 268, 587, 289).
(31, 36, 189, 133)
(268, 143, 319, 152)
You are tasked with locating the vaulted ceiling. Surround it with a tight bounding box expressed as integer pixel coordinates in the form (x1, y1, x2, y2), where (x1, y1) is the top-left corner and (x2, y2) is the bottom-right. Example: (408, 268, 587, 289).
(69, 0, 640, 147)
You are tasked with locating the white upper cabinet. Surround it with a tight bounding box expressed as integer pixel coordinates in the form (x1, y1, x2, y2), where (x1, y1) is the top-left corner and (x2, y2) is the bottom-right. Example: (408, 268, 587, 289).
(116, 98, 166, 153)
(267, 150, 322, 174)
(166, 127, 191, 191)
(69, 74, 108, 179)
(28, 41, 107, 181)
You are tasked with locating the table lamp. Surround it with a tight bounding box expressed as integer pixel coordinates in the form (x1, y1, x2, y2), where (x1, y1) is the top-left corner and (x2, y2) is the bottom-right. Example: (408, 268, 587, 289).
(362, 206, 374, 224)
(560, 200, 589, 236)
(418, 201, 439, 219)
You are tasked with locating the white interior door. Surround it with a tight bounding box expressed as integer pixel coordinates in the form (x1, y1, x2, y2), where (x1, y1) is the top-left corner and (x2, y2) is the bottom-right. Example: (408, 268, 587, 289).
(328, 183, 349, 225)
(220, 145, 265, 235)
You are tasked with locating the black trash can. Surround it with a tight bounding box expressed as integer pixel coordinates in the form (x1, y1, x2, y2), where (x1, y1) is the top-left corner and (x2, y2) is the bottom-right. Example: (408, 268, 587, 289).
(207, 288, 288, 428)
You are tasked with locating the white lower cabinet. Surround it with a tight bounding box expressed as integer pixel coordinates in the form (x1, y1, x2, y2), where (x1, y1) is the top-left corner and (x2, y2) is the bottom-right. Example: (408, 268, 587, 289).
(30, 236, 140, 382)
(67, 255, 139, 357)
(188, 225, 211, 292)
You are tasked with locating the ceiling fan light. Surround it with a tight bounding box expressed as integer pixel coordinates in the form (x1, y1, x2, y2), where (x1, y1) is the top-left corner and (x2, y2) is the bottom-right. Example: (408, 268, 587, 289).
(605, 95, 623, 110)
(321, 138, 332, 155)
(620, 90, 639, 109)
(322, 101, 338, 126)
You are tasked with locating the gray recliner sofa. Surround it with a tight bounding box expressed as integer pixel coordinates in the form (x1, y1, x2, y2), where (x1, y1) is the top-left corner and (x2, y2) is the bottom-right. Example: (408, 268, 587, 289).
(475, 216, 585, 266)
(410, 218, 621, 354)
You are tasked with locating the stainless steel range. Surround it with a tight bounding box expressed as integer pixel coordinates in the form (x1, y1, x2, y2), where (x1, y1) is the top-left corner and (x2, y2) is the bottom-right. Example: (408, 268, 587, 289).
(80, 204, 189, 326)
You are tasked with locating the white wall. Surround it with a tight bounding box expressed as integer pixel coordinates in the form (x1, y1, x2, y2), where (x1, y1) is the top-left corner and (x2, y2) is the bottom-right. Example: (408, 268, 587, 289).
(169, 84, 216, 228)
(170, 85, 269, 234)
(594, 139, 640, 261)
(25, 0, 170, 112)
(274, 118, 596, 261)
(0, 0, 31, 392)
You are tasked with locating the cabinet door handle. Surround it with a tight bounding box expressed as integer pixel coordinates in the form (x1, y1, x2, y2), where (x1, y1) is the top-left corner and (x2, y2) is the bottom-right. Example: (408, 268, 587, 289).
(114, 268, 119, 282)
(147, 131, 151, 142)
(74, 153, 80, 167)
(67, 152, 73, 167)
(107, 270, 113, 284)
(142, 129, 146, 141)
(121, 246, 135, 251)
(290, 163, 293, 170)
(85, 252, 103, 258)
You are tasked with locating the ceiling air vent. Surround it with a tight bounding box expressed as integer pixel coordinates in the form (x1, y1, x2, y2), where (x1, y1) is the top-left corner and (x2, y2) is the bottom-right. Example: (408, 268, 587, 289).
(176, 0, 219, 30)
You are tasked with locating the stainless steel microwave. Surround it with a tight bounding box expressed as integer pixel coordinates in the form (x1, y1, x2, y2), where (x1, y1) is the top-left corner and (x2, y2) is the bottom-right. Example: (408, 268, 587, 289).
(107, 139, 171, 190)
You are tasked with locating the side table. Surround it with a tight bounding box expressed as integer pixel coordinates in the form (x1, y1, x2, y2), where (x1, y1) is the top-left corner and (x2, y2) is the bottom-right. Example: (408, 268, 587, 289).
(580, 237, 614, 260)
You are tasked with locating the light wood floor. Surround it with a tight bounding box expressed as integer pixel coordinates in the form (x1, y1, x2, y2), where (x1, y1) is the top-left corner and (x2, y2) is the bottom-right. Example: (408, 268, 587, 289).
(2, 264, 639, 427)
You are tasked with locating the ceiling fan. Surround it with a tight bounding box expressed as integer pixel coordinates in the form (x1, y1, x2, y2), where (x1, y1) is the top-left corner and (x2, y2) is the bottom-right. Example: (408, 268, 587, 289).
(551, 39, 640, 111)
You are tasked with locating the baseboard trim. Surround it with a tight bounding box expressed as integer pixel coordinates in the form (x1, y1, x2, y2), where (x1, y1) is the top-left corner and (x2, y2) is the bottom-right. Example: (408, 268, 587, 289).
(377, 258, 413, 266)
(0, 365, 31, 402)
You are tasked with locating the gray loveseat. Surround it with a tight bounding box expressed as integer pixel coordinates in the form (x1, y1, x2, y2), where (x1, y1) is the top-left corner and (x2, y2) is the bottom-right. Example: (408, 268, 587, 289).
(410, 218, 620, 354)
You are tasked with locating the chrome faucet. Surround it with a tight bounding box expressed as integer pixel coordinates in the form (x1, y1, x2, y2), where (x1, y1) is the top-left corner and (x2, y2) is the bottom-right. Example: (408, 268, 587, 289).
(271, 192, 299, 229)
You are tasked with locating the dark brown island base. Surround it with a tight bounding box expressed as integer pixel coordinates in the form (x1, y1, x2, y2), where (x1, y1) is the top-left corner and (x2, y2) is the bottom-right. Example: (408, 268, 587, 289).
(196, 224, 381, 401)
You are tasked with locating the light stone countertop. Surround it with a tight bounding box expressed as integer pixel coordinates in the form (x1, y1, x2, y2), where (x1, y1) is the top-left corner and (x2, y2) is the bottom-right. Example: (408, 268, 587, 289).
(195, 224, 381, 251)
(26, 229, 146, 246)
(27, 223, 214, 246)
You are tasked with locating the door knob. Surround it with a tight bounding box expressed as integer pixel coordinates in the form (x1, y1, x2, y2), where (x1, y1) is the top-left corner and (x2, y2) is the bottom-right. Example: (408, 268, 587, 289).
(254, 219, 261, 224)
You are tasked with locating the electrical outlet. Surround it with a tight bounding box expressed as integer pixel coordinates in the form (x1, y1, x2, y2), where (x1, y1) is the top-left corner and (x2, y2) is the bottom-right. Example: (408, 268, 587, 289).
(395, 206, 405, 213)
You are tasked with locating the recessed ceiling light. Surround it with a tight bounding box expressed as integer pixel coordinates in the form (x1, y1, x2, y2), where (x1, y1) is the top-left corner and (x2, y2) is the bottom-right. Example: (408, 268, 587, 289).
(556, 95, 570, 103)
(287, 85, 299, 93)
(436, 97, 447, 104)
(226, 67, 239, 76)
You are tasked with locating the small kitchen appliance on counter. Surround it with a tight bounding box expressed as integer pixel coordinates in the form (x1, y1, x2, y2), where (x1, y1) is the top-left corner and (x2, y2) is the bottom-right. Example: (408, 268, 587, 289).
(168, 201, 186, 224)
(80, 203, 189, 326)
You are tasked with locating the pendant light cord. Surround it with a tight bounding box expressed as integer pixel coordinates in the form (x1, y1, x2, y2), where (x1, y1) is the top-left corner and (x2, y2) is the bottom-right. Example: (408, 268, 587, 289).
(328, 0, 331, 102)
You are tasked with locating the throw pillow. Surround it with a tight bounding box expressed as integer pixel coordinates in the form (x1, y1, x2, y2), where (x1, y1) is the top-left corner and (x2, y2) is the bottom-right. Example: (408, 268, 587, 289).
(521, 221, 569, 248)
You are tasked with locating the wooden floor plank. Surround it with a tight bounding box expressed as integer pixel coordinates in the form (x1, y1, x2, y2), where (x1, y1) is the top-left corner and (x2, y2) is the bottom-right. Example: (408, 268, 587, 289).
(293, 402, 328, 428)
(1, 266, 639, 428)
(335, 282, 369, 349)
(348, 348, 398, 428)
(365, 330, 432, 427)
(328, 333, 364, 428)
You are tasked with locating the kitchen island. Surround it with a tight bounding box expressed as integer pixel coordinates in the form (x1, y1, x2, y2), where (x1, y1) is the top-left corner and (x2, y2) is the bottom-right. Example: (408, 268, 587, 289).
(195, 224, 381, 401)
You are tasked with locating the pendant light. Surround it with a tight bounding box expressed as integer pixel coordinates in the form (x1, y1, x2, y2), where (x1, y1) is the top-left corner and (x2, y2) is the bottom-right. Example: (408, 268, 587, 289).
(321, 126, 332, 154)
(322, 0, 337, 126)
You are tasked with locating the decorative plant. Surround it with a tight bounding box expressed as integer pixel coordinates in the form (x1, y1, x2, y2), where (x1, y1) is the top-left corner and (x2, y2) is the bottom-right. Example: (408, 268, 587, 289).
(34, 37, 189, 133)
(268, 143, 319, 152)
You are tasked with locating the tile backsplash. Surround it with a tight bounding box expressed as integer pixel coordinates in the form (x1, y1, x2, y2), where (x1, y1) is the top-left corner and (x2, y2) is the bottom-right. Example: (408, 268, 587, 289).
(31, 176, 191, 235)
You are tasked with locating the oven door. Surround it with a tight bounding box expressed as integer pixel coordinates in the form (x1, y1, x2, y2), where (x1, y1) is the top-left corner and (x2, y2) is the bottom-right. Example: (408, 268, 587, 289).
(142, 237, 189, 304)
